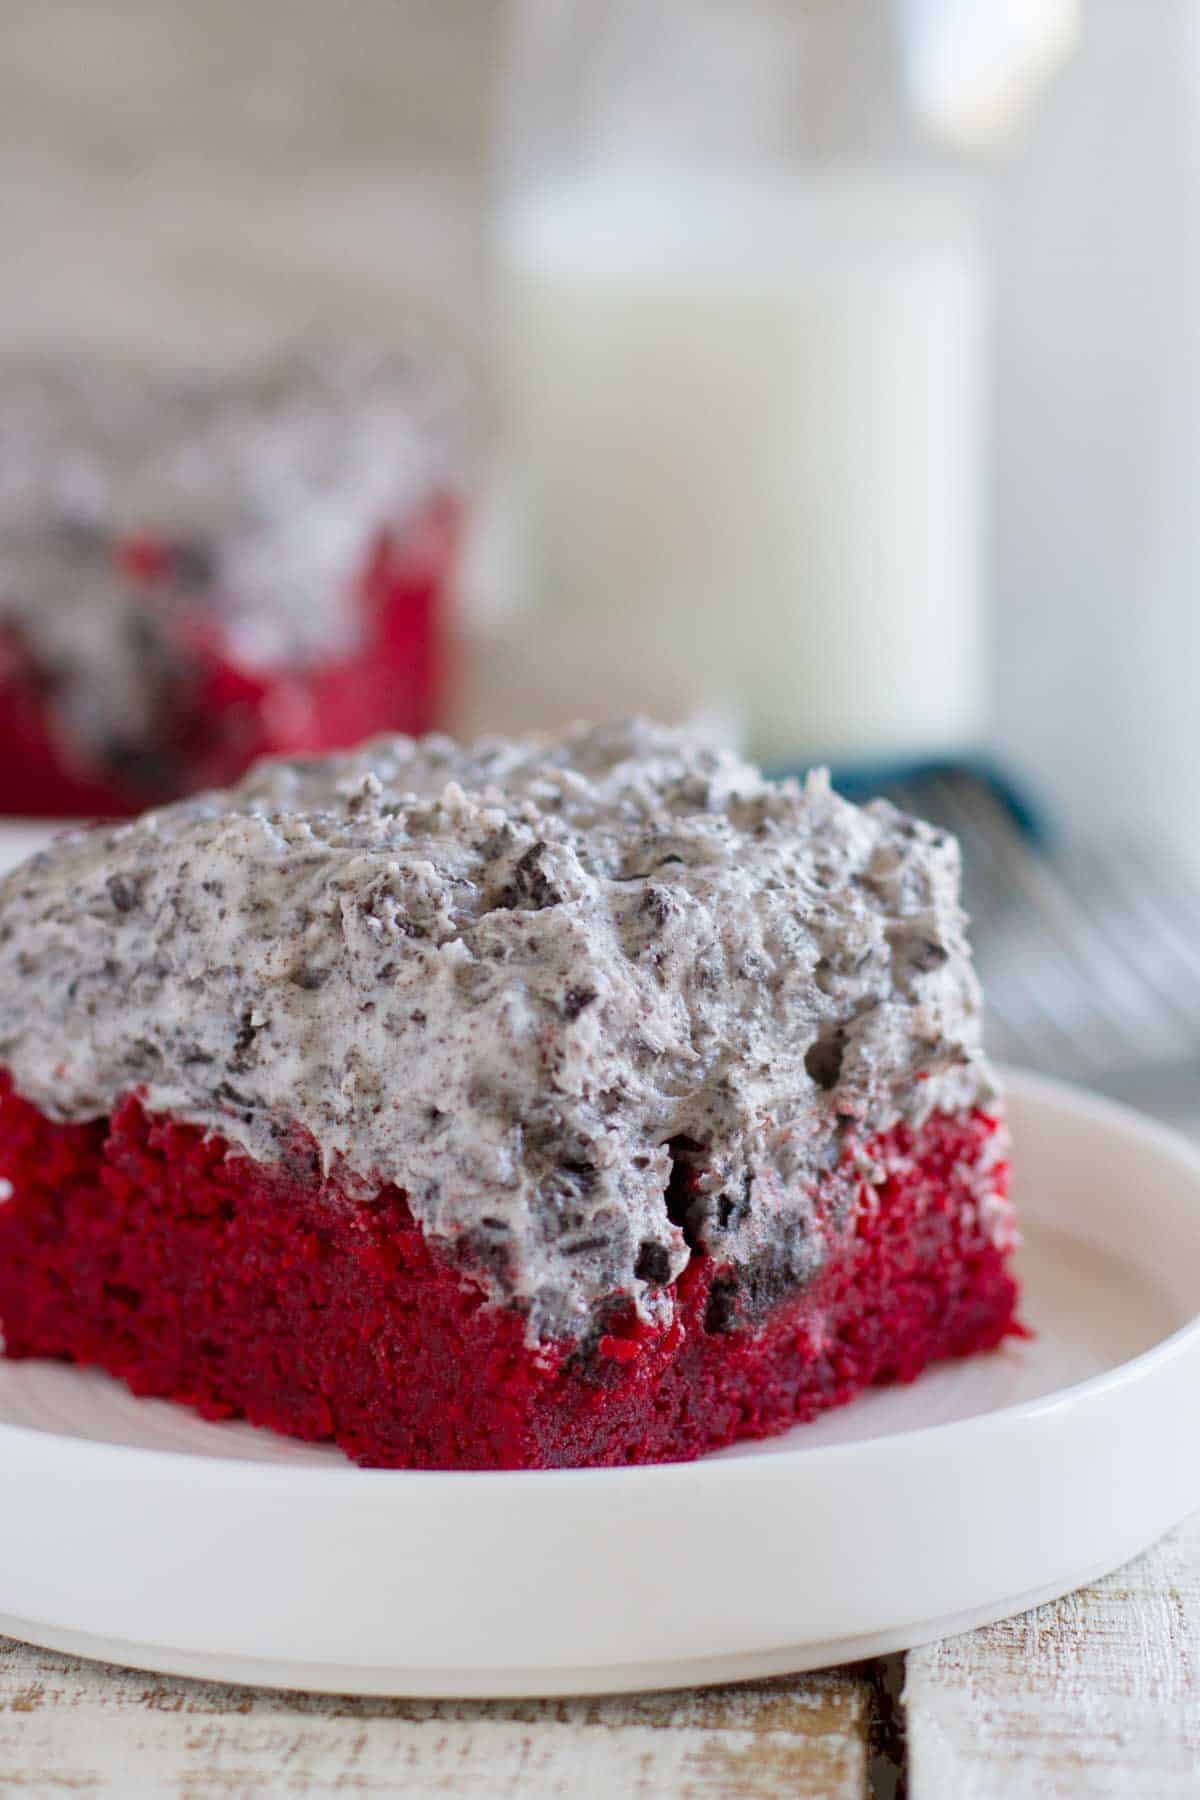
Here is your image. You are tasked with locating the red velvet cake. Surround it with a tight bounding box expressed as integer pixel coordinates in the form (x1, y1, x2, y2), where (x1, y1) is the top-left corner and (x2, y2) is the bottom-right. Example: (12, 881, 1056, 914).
(0, 722, 1019, 1468)
(0, 350, 461, 816)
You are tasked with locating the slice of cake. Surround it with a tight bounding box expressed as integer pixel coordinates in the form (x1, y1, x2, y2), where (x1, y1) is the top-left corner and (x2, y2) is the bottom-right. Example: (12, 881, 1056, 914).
(0, 721, 1019, 1469)
(0, 348, 461, 817)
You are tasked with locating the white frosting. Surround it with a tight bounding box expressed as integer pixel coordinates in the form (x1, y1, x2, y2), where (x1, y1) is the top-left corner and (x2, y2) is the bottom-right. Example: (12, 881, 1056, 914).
(0, 721, 1000, 1340)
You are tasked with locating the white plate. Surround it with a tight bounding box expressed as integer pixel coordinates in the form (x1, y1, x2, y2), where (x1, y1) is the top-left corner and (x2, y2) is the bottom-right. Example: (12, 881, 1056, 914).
(1, 1067, 1199, 1697)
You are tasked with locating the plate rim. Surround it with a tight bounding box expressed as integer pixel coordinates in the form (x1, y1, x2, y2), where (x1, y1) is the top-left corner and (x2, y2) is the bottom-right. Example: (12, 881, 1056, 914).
(0, 1545, 1159, 1695)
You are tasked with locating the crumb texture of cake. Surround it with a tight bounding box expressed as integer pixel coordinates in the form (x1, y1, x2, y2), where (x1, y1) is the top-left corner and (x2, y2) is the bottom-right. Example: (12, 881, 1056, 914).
(0, 1078, 1016, 1470)
(0, 720, 1005, 1347)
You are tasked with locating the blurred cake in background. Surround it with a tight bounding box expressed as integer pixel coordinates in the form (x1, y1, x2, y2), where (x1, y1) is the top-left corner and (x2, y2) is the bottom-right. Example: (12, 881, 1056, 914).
(0, 347, 463, 815)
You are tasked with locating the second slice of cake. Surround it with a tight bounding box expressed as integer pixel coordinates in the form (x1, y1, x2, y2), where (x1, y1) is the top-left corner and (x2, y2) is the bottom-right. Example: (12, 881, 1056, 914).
(0, 348, 461, 815)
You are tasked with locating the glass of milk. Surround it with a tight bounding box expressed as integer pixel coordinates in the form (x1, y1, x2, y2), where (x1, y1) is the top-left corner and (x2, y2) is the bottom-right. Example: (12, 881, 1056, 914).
(479, 0, 1032, 766)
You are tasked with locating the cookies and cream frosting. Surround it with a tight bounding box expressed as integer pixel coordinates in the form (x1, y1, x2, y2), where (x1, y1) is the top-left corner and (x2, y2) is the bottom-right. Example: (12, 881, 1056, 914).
(0, 720, 1002, 1340)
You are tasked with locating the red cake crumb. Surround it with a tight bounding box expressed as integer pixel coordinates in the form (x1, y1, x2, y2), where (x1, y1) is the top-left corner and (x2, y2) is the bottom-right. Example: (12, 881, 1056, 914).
(0, 1075, 1019, 1470)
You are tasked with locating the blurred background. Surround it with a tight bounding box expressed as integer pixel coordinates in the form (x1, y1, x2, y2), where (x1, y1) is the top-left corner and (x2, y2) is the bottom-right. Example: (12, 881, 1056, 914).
(4, 0, 1200, 1108)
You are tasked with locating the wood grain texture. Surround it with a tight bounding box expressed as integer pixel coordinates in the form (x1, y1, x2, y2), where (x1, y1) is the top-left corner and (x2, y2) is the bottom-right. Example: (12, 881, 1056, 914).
(0, 1640, 872, 1798)
(905, 1509, 1200, 1799)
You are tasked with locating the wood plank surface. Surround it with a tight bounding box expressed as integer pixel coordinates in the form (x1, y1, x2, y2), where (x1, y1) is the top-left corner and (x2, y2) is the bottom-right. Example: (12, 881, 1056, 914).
(905, 1508, 1200, 1799)
(0, 1642, 873, 1798)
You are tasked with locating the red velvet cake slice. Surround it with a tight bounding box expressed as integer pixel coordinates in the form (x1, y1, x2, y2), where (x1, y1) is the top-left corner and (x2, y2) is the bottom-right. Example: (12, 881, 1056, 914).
(0, 721, 1019, 1468)
(0, 348, 461, 816)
